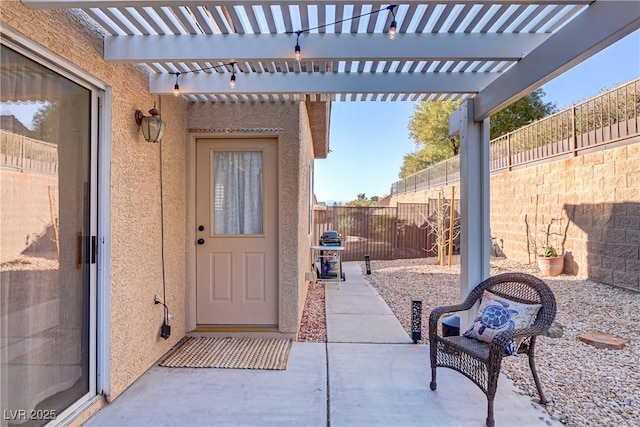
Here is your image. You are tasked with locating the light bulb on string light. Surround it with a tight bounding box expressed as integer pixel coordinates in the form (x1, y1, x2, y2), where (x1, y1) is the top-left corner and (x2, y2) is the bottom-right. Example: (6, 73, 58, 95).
(166, 5, 401, 95)
(230, 62, 237, 89)
(387, 5, 397, 40)
(173, 72, 180, 97)
(294, 30, 303, 61)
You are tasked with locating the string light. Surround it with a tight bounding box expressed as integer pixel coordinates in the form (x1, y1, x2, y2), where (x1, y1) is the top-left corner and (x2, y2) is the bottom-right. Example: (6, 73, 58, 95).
(388, 5, 397, 40)
(230, 62, 237, 89)
(168, 5, 398, 91)
(169, 61, 237, 94)
(290, 4, 398, 60)
(173, 72, 180, 97)
(294, 30, 302, 61)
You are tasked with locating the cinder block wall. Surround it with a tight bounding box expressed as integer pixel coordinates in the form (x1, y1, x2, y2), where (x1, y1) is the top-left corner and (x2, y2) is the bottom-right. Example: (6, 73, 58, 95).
(390, 138, 640, 291)
(0, 172, 58, 258)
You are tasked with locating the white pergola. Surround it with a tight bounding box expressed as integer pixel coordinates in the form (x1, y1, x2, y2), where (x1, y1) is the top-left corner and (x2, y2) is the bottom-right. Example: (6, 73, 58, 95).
(22, 0, 640, 318)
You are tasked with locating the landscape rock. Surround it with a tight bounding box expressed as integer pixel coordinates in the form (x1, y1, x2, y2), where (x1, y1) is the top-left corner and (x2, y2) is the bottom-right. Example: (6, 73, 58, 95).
(545, 321, 564, 338)
(360, 256, 640, 427)
(299, 256, 640, 427)
(578, 331, 629, 349)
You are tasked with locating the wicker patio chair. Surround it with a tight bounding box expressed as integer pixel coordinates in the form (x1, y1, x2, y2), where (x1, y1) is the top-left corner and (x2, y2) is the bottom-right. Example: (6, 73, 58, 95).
(428, 272, 557, 427)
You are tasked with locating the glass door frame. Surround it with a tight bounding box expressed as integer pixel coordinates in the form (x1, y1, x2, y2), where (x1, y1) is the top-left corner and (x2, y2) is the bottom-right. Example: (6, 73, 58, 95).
(0, 24, 112, 425)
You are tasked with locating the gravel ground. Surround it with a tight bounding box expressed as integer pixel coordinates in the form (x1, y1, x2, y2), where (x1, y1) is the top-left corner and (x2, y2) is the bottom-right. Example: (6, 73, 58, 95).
(0, 255, 59, 271)
(297, 282, 327, 342)
(281, 255, 640, 425)
(360, 256, 640, 427)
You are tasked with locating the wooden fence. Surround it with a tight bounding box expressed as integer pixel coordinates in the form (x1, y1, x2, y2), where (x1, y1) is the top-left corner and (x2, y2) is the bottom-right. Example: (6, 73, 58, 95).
(0, 129, 58, 175)
(313, 201, 459, 261)
(391, 78, 640, 195)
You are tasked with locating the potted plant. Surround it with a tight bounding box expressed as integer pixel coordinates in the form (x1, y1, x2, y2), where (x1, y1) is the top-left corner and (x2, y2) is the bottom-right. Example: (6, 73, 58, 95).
(537, 244, 564, 276)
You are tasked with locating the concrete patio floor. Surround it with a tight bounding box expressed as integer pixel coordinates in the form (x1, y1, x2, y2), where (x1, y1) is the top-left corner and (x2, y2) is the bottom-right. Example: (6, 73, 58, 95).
(86, 263, 559, 427)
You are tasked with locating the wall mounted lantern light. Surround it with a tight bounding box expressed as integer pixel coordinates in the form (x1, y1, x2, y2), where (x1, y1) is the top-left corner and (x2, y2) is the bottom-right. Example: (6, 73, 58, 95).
(135, 103, 166, 143)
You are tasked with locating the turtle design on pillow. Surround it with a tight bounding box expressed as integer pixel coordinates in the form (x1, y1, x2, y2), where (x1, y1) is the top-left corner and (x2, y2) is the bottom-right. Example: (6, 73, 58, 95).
(475, 300, 518, 336)
(464, 290, 542, 356)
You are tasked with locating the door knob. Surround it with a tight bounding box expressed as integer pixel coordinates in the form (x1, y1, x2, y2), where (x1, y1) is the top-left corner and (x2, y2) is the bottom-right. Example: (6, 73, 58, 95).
(197, 238, 205, 245)
(198, 225, 205, 231)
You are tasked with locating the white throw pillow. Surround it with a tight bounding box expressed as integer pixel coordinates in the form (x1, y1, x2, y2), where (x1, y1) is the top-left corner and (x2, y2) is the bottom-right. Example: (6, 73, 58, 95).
(463, 290, 542, 356)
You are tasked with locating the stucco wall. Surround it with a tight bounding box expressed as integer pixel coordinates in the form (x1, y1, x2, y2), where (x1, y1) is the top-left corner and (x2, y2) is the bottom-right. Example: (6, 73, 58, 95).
(389, 138, 640, 291)
(187, 102, 306, 334)
(297, 102, 317, 322)
(2, 2, 188, 402)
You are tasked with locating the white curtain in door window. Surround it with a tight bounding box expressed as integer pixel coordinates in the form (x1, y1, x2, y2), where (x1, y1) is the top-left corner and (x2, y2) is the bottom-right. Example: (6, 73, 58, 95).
(214, 151, 263, 234)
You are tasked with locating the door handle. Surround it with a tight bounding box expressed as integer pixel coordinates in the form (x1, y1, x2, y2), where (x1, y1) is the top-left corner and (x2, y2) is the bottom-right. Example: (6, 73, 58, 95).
(198, 225, 205, 231)
(197, 238, 205, 245)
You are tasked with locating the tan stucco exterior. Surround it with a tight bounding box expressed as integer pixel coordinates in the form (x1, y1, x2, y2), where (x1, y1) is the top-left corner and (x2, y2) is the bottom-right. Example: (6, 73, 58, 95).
(1, 1, 329, 420)
(186, 102, 319, 334)
(1, 1, 189, 401)
(297, 102, 318, 321)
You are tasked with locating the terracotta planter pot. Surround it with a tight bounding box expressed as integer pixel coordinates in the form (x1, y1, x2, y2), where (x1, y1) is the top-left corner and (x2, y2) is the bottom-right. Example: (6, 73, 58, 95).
(537, 255, 564, 276)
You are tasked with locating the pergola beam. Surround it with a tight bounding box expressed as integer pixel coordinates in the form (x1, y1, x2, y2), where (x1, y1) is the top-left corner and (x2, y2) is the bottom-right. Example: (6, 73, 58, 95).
(105, 33, 549, 63)
(473, 0, 640, 120)
(23, 0, 593, 9)
(149, 71, 497, 95)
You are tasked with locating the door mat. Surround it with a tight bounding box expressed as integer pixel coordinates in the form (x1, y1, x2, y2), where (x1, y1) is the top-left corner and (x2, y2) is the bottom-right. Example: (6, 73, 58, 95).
(160, 337, 292, 370)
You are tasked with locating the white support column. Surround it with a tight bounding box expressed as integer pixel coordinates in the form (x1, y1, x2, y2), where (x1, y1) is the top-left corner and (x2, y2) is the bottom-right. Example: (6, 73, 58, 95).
(452, 100, 491, 329)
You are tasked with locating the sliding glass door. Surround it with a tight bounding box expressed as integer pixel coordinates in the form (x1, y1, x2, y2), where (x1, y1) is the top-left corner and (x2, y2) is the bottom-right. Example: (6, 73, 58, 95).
(0, 43, 97, 426)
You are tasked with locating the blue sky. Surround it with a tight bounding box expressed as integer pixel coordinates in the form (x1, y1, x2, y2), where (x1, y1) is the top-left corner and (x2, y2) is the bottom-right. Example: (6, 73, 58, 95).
(315, 29, 640, 204)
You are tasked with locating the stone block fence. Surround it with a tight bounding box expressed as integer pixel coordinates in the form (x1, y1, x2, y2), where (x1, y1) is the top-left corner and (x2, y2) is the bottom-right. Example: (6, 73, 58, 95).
(385, 137, 640, 292)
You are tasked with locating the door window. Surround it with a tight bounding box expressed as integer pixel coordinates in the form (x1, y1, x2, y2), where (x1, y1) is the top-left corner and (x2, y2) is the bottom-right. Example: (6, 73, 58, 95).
(212, 151, 263, 235)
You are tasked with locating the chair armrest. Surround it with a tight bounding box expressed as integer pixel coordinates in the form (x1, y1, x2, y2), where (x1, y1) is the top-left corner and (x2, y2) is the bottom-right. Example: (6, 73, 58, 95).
(490, 325, 549, 351)
(429, 304, 467, 325)
(428, 299, 477, 337)
(429, 288, 480, 324)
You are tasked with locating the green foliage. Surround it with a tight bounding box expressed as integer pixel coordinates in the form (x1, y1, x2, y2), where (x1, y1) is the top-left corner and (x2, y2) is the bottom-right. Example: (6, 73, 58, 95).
(371, 214, 395, 239)
(336, 214, 355, 231)
(399, 148, 443, 179)
(31, 102, 60, 143)
(490, 89, 556, 140)
(542, 245, 558, 257)
(401, 100, 461, 178)
(401, 89, 556, 178)
(346, 193, 379, 207)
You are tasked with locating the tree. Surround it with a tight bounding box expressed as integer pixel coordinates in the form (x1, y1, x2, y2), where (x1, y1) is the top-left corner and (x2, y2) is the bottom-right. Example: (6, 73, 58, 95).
(31, 102, 60, 143)
(346, 193, 379, 207)
(489, 88, 556, 139)
(401, 89, 557, 178)
(401, 100, 460, 177)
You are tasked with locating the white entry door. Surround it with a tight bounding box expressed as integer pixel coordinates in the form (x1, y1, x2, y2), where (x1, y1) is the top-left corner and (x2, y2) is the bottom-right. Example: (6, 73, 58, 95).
(196, 138, 278, 326)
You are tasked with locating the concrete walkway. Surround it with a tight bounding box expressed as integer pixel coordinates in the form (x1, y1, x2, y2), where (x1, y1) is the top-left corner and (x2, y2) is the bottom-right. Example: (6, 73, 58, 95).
(325, 263, 411, 344)
(86, 262, 559, 427)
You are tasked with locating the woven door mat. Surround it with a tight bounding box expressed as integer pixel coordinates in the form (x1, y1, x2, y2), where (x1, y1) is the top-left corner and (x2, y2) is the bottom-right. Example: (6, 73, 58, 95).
(160, 337, 292, 370)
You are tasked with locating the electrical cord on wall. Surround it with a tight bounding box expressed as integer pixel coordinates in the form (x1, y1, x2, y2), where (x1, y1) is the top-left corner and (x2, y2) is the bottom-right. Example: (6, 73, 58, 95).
(158, 97, 170, 340)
